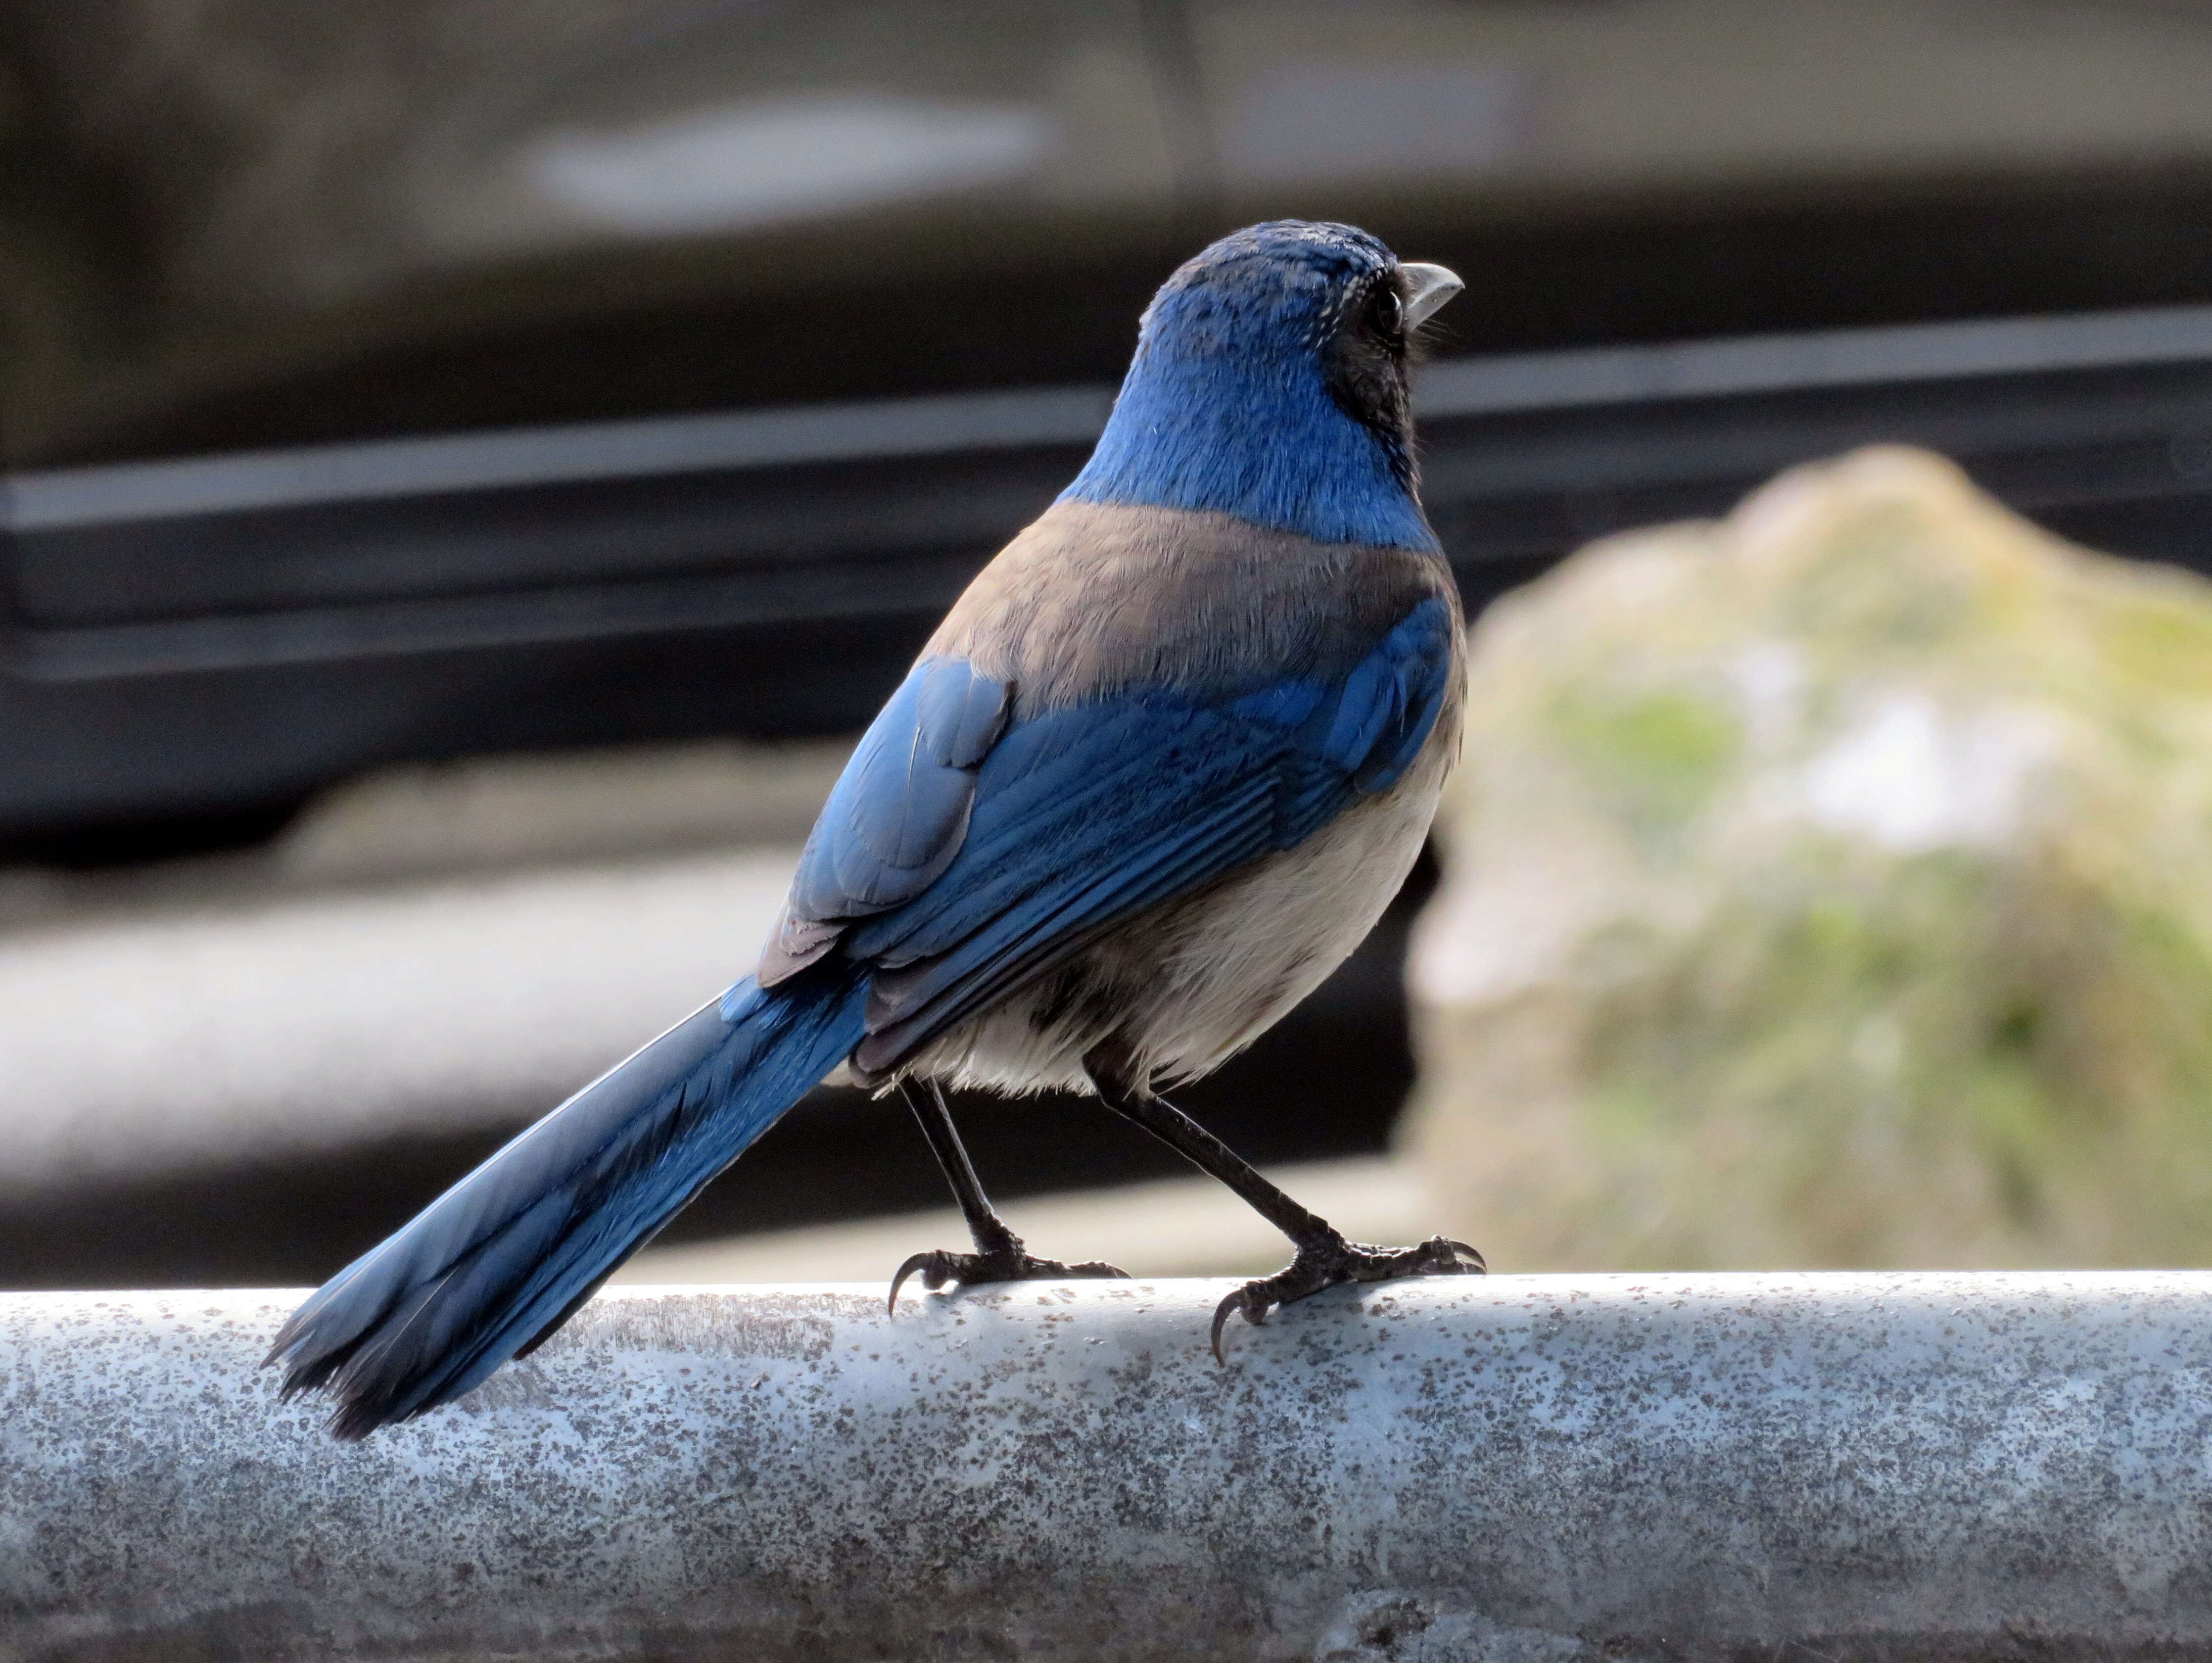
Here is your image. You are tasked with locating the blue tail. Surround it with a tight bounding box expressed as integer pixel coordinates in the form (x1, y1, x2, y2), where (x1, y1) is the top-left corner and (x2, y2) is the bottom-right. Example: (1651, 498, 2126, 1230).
(267, 964, 868, 1439)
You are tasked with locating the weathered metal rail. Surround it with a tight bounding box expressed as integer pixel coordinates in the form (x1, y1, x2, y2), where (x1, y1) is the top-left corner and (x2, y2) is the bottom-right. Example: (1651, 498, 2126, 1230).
(4, 1272, 2210, 1660)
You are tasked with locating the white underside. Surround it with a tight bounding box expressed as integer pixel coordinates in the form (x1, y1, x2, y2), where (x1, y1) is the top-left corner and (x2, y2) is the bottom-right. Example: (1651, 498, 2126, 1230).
(905, 737, 1450, 1095)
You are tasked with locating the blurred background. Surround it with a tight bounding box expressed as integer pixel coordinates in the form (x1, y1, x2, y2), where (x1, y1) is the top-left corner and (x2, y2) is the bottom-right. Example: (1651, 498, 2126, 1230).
(8, 0, 2212, 1290)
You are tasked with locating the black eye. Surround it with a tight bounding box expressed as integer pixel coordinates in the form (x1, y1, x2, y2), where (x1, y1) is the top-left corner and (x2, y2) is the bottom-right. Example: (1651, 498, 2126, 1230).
(1371, 285, 1403, 336)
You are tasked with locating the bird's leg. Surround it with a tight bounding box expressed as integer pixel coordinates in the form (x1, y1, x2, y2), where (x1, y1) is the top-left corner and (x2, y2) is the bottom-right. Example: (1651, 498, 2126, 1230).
(887, 1078, 1127, 1313)
(1085, 1055, 1484, 1361)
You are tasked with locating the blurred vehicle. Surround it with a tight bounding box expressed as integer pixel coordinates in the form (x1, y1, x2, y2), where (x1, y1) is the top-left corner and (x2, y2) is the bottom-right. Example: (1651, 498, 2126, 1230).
(9, 0, 2212, 848)
(6, 0, 2212, 1286)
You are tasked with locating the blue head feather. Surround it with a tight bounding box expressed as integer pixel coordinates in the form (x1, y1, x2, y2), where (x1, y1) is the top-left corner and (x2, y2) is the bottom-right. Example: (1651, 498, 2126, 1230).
(1061, 220, 1439, 553)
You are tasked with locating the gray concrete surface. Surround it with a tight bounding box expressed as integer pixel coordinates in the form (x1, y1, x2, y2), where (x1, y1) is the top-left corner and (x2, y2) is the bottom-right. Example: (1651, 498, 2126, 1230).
(6, 1272, 2212, 1660)
(0, 850, 795, 1187)
(0, 740, 843, 1193)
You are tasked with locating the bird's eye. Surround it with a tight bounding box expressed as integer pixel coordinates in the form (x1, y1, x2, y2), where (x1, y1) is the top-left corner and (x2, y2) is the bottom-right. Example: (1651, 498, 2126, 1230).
(1372, 285, 1403, 336)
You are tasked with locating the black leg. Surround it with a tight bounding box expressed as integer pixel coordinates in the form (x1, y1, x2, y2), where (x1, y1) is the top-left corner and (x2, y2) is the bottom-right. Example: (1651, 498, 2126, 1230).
(886, 1080, 1128, 1314)
(1087, 1072, 1335, 1244)
(904, 1076, 1023, 1259)
(1086, 1055, 1485, 1361)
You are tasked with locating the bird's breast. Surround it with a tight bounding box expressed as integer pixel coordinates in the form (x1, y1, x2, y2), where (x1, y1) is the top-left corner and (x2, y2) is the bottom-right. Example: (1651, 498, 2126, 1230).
(1120, 687, 1459, 1079)
(923, 677, 1460, 1097)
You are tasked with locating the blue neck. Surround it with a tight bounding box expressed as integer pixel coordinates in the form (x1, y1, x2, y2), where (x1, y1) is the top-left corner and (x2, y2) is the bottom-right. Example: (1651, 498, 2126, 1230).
(1060, 343, 1439, 553)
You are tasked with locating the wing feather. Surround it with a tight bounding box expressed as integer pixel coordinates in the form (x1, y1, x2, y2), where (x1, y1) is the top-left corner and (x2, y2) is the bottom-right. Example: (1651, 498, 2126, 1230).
(760, 658, 1011, 984)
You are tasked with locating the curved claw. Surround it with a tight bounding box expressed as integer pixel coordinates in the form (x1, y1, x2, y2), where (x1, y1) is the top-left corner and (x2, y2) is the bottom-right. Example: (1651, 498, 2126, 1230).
(1385, 1235, 1486, 1278)
(886, 1251, 942, 1315)
(1208, 1230, 1489, 1364)
(1210, 1283, 1266, 1365)
(1444, 1238, 1488, 1274)
(888, 1249, 1130, 1316)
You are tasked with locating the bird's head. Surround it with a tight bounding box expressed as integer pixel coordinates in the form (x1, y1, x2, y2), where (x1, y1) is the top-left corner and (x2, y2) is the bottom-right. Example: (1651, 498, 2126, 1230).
(1063, 221, 1463, 552)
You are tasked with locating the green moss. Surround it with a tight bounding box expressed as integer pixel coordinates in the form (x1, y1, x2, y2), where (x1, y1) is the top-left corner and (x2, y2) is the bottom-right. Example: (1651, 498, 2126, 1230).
(1782, 513, 1977, 652)
(1412, 449, 2212, 1269)
(1549, 686, 1738, 836)
(2089, 579, 2212, 701)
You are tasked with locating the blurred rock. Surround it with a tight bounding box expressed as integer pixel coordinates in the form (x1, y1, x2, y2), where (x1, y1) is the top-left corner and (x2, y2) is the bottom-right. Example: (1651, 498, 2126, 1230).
(1404, 446, 2212, 1269)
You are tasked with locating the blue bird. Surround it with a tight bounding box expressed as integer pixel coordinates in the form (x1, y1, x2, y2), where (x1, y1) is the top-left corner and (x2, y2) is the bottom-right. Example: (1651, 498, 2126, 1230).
(268, 221, 1484, 1440)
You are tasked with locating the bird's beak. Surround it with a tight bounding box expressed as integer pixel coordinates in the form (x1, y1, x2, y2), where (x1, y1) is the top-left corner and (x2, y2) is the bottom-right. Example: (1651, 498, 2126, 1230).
(1400, 262, 1464, 328)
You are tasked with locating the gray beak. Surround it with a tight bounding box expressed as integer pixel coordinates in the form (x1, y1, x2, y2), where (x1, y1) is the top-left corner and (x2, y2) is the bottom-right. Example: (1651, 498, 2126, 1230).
(1400, 262, 1464, 328)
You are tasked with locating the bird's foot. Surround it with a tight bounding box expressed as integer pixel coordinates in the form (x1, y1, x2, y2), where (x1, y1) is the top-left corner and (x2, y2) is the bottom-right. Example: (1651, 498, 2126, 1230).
(1210, 1232, 1485, 1362)
(887, 1244, 1127, 1314)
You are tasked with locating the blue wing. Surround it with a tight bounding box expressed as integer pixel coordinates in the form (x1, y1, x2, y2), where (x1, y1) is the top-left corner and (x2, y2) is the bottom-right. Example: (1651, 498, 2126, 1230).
(771, 595, 1455, 1076)
(760, 657, 1011, 981)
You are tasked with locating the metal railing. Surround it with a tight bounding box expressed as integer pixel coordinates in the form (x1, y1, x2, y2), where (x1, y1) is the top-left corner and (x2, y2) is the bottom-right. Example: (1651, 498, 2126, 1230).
(5, 1272, 2208, 1660)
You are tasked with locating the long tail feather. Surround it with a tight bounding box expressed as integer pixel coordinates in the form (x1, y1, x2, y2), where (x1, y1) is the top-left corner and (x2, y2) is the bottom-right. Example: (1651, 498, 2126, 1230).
(266, 965, 867, 1439)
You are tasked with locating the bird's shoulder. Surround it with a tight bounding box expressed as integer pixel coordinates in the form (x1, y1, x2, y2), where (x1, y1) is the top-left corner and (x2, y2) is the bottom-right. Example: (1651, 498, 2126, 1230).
(927, 498, 1459, 713)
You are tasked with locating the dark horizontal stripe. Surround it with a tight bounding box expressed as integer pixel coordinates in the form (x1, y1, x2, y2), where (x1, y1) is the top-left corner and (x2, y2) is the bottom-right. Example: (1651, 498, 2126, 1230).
(1415, 304, 2212, 418)
(0, 387, 1118, 532)
(8, 303, 2212, 532)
